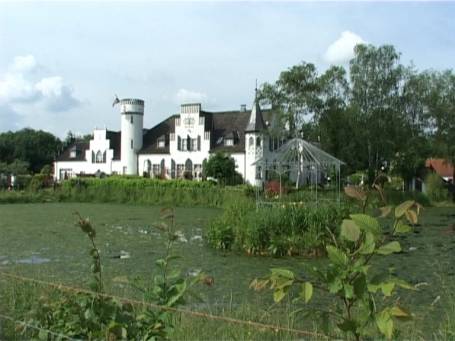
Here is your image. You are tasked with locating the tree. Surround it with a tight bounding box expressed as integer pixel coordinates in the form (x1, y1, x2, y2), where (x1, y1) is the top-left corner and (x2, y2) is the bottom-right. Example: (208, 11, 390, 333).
(0, 129, 62, 173)
(260, 62, 321, 138)
(203, 153, 238, 185)
(350, 44, 406, 183)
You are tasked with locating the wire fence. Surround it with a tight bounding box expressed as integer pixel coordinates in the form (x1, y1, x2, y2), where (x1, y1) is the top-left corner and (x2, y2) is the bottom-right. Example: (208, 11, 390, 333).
(0, 271, 329, 340)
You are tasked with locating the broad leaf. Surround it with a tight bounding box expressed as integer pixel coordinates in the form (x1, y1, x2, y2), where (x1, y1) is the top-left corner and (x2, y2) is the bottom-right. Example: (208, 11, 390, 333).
(405, 209, 418, 225)
(341, 219, 360, 242)
(350, 214, 380, 235)
(337, 319, 357, 333)
(395, 200, 415, 218)
(376, 309, 394, 339)
(395, 221, 412, 234)
(270, 268, 295, 280)
(300, 282, 313, 303)
(376, 241, 401, 255)
(273, 289, 286, 303)
(359, 232, 376, 255)
(390, 305, 410, 318)
(326, 245, 348, 266)
(381, 282, 395, 296)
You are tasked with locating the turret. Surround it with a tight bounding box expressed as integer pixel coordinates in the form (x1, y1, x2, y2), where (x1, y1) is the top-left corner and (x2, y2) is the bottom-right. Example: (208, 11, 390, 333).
(245, 91, 267, 185)
(119, 98, 144, 175)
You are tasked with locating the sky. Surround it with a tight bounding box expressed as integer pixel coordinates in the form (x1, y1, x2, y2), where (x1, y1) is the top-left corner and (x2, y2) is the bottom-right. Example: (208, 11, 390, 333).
(1, 1, 455, 138)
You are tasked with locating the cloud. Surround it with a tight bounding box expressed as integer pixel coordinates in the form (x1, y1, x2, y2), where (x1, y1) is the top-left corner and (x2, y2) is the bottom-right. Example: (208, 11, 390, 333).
(175, 88, 208, 104)
(11, 55, 37, 73)
(323, 31, 366, 65)
(0, 55, 80, 112)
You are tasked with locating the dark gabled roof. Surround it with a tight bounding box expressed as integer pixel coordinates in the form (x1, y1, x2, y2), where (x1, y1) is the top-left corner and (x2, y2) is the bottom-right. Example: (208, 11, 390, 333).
(56, 141, 89, 162)
(139, 116, 176, 155)
(106, 131, 121, 160)
(208, 110, 250, 153)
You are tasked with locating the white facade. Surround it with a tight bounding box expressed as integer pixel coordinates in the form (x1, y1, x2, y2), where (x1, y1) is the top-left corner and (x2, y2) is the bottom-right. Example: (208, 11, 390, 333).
(54, 96, 286, 186)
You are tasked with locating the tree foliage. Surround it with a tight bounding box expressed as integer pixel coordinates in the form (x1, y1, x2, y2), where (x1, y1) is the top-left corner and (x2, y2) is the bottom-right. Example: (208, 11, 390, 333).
(260, 43, 455, 186)
(0, 128, 62, 173)
(203, 152, 240, 185)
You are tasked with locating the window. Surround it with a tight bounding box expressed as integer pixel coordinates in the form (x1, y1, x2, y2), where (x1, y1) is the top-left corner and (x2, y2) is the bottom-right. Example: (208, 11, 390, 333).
(249, 136, 254, 148)
(131, 139, 133, 149)
(130, 116, 133, 124)
(152, 164, 160, 176)
(158, 140, 165, 148)
(182, 138, 187, 151)
(256, 137, 262, 147)
(70, 147, 77, 158)
(96, 151, 103, 163)
(177, 164, 184, 178)
(191, 138, 197, 151)
(204, 131, 210, 140)
(194, 164, 202, 179)
(255, 166, 262, 180)
(224, 138, 234, 146)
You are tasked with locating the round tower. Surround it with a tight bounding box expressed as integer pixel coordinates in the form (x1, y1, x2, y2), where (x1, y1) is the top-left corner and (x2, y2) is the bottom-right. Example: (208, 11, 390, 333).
(119, 98, 144, 175)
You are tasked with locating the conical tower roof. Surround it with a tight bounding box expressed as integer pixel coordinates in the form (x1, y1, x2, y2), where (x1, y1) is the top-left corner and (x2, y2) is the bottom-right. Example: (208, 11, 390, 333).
(245, 90, 266, 133)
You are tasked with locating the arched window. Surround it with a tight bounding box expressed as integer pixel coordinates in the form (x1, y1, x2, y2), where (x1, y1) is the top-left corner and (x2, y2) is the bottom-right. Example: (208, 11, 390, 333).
(91, 151, 95, 163)
(145, 160, 152, 172)
(249, 136, 254, 148)
(256, 137, 262, 147)
(96, 151, 103, 163)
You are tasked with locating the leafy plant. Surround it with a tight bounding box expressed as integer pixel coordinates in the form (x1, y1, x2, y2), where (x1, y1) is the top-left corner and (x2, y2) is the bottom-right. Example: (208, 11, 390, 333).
(251, 201, 421, 339)
(22, 209, 208, 340)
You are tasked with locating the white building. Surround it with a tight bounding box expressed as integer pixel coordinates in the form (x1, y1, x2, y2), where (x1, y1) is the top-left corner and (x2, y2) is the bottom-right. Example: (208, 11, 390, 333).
(54, 94, 288, 185)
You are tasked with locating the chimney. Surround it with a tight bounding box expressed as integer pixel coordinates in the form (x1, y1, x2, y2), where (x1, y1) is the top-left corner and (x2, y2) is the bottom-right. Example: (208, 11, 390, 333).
(240, 104, 247, 112)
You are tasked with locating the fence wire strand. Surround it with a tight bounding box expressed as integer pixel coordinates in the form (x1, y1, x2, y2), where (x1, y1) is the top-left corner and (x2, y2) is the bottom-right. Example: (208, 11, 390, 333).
(0, 313, 78, 340)
(0, 271, 328, 339)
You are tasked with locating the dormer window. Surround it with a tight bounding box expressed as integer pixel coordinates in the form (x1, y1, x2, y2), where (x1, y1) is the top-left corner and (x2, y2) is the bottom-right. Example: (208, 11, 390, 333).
(69, 146, 77, 158)
(158, 136, 165, 148)
(224, 138, 234, 146)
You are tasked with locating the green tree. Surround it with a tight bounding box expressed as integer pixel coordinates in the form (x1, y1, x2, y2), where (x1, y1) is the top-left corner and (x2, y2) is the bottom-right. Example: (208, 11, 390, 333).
(0, 129, 62, 173)
(203, 152, 238, 185)
(349, 44, 406, 183)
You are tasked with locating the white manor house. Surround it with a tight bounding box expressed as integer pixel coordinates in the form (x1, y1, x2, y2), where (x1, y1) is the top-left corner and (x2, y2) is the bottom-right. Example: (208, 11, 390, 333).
(54, 94, 291, 185)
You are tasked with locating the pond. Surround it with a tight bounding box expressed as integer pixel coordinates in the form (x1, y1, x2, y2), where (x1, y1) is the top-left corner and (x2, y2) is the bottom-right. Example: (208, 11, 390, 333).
(0, 202, 454, 337)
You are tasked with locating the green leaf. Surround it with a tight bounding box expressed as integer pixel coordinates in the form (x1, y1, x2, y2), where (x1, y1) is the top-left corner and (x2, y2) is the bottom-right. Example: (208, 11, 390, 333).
(395, 200, 415, 218)
(299, 282, 313, 303)
(350, 214, 380, 235)
(340, 219, 360, 242)
(326, 245, 348, 267)
(359, 232, 376, 255)
(353, 274, 367, 297)
(344, 284, 354, 299)
(328, 278, 343, 294)
(376, 309, 394, 339)
(381, 282, 395, 296)
(392, 278, 416, 290)
(270, 268, 295, 280)
(390, 305, 410, 318)
(395, 221, 412, 234)
(376, 241, 401, 255)
(273, 289, 286, 303)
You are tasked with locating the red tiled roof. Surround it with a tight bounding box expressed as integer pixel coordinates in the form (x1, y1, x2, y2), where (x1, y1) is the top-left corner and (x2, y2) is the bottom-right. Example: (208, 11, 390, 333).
(425, 159, 454, 178)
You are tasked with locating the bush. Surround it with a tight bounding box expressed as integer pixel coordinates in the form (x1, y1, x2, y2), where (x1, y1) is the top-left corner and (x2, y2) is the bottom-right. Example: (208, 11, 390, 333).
(425, 173, 449, 203)
(56, 177, 248, 208)
(207, 201, 351, 256)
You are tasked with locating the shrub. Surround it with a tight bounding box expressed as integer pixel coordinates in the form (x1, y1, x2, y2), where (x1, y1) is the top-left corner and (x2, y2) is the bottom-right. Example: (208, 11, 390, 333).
(425, 173, 449, 203)
(207, 201, 351, 256)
